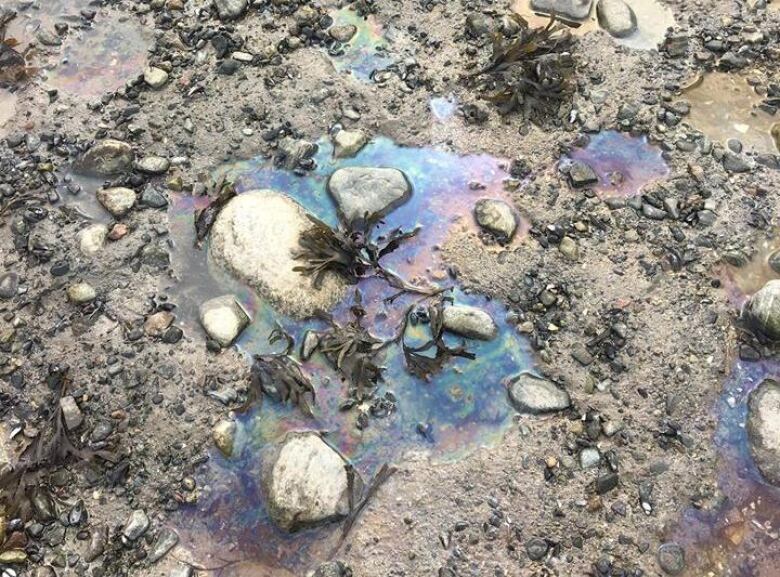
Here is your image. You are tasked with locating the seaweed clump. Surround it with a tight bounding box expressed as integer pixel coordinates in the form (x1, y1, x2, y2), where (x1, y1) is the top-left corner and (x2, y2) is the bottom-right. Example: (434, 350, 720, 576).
(470, 14, 576, 122)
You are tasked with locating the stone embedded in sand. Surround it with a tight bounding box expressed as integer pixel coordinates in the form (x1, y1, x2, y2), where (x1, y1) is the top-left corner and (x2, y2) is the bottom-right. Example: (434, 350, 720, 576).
(97, 187, 136, 217)
(59, 396, 83, 430)
(79, 224, 108, 256)
(442, 305, 498, 341)
(568, 160, 598, 187)
(531, 0, 593, 20)
(214, 0, 247, 20)
(332, 129, 369, 159)
(746, 378, 780, 486)
(507, 372, 571, 414)
(78, 140, 134, 176)
(144, 66, 169, 89)
(327, 167, 411, 225)
(134, 156, 170, 175)
(744, 279, 780, 340)
(209, 190, 347, 318)
(67, 282, 97, 304)
(474, 199, 517, 240)
(199, 295, 250, 347)
(597, 0, 637, 37)
(261, 432, 362, 532)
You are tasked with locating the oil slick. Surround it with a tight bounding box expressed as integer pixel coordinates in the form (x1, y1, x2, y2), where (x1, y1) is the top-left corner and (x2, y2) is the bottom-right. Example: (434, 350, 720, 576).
(327, 7, 393, 81)
(167, 138, 535, 575)
(565, 130, 670, 198)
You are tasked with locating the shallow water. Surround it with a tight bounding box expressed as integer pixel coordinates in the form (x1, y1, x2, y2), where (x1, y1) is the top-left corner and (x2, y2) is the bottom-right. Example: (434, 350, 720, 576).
(719, 237, 780, 308)
(167, 137, 535, 575)
(670, 359, 780, 577)
(511, 0, 674, 50)
(327, 7, 393, 80)
(685, 73, 779, 155)
(7, 0, 149, 97)
(564, 130, 670, 198)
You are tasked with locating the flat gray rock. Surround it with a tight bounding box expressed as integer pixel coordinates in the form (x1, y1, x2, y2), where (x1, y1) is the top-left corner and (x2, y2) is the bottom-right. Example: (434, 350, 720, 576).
(744, 279, 780, 340)
(209, 190, 347, 318)
(508, 372, 571, 414)
(327, 167, 411, 225)
(597, 0, 637, 37)
(747, 379, 780, 486)
(442, 305, 498, 341)
(261, 432, 363, 532)
(531, 0, 593, 20)
(474, 199, 517, 240)
(78, 139, 134, 176)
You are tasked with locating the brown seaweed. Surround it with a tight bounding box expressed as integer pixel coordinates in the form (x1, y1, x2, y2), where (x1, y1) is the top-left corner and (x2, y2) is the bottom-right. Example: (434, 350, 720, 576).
(194, 175, 237, 248)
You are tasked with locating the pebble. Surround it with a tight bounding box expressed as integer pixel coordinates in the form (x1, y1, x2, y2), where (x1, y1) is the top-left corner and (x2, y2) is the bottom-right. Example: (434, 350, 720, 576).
(531, 0, 593, 20)
(213, 420, 237, 457)
(657, 542, 686, 575)
(332, 129, 369, 159)
(67, 282, 97, 304)
(508, 372, 571, 414)
(328, 167, 411, 225)
(79, 224, 108, 256)
(214, 0, 247, 20)
(134, 156, 171, 175)
(199, 294, 250, 347)
(559, 236, 579, 261)
(140, 186, 168, 208)
(596, 0, 637, 38)
(474, 199, 517, 240)
(525, 537, 549, 561)
(122, 510, 150, 541)
(330, 25, 357, 42)
(442, 305, 498, 341)
(59, 396, 83, 430)
(144, 311, 175, 337)
(97, 187, 136, 217)
(148, 527, 179, 562)
(746, 378, 780, 486)
(78, 139, 134, 176)
(568, 160, 598, 187)
(144, 66, 169, 89)
(0, 272, 18, 299)
(580, 448, 601, 469)
(744, 280, 780, 340)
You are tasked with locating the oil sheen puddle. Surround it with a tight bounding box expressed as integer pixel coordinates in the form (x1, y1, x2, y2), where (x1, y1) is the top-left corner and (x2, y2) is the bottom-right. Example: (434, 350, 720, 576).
(7, 1, 149, 97)
(669, 360, 780, 577)
(719, 236, 780, 308)
(565, 130, 670, 197)
(685, 72, 780, 155)
(167, 137, 534, 575)
(430, 95, 458, 122)
(511, 0, 674, 50)
(328, 7, 393, 80)
(0, 88, 17, 137)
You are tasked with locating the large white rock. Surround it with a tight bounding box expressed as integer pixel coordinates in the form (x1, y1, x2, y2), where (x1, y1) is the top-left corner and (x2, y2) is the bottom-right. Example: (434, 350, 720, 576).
(442, 305, 498, 341)
(327, 167, 411, 225)
(209, 190, 347, 318)
(747, 379, 780, 486)
(261, 432, 362, 532)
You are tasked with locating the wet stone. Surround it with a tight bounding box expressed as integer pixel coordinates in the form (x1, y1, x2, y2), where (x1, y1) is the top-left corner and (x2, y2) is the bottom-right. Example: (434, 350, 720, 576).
(301, 330, 320, 360)
(78, 140, 134, 176)
(97, 187, 136, 217)
(328, 167, 411, 225)
(333, 129, 368, 159)
(67, 282, 96, 304)
(657, 542, 686, 575)
(568, 160, 598, 187)
(209, 190, 347, 318)
(442, 305, 498, 341)
(122, 510, 150, 541)
(261, 432, 363, 532)
(134, 156, 170, 175)
(746, 379, 780, 486)
(199, 294, 250, 347)
(744, 280, 780, 340)
(144, 66, 169, 89)
(474, 199, 517, 240)
(508, 372, 571, 414)
(0, 272, 18, 299)
(596, 0, 637, 37)
(531, 0, 593, 20)
(213, 420, 236, 457)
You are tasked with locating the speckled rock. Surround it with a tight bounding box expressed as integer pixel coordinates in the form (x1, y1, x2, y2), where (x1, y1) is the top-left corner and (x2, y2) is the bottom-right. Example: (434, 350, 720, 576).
(508, 372, 571, 414)
(747, 379, 780, 486)
(474, 199, 517, 240)
(261, 432, 362, 532)
(209, 190, 347, 318)
(97, 187, 136, 217)
(78, 140, 134, 176)
(442, 305, 498, 341)
(79, 224, 108, 256)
